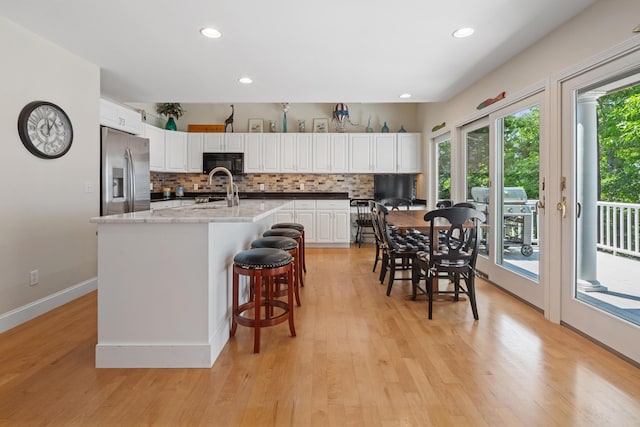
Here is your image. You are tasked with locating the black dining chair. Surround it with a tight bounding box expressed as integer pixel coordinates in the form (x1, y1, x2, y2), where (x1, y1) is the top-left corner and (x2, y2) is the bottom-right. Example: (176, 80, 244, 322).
(369, 200, 385, 272)
(375, 202, 428, 296)
(412, 206, 485, 320)
(379, 197, 412, 211)
(351, 199, 375, 248)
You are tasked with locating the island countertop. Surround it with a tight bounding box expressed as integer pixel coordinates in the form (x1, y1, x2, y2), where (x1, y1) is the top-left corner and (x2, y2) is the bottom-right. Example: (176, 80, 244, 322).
(90, 199, 292, 224)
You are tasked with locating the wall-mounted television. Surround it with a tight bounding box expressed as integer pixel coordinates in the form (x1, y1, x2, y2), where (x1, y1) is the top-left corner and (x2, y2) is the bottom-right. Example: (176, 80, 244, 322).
(373, 174, 416, 201)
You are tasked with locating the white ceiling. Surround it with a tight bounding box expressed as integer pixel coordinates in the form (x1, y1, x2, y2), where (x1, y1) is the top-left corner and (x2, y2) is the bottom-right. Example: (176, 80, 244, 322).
(2, 0, 595, 104)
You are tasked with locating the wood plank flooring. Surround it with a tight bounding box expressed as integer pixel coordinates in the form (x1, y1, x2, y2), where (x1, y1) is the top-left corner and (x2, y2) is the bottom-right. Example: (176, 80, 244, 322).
(1, 246, 639, 426)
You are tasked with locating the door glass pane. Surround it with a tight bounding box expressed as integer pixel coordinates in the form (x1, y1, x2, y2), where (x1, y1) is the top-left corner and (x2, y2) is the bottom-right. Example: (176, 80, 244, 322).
(466, 126, 490, 256)
(575, 78, 640, 326)
(436, 138, 451, 201)
(497, 106, 540, 280)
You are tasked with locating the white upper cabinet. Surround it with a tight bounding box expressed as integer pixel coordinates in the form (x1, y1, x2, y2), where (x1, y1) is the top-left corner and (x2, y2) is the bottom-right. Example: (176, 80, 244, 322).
(349, 134, 374, 172)
(187, 133, 203, 173)
(100, 98, 143, 135)
(372, 133, 396, 173)
(203, 133, 244, 152)
(244, 133, 280, 173)
(281, 133, 312, 173)
(144, 123, 166, 171)
(396, 133, 422, 173)
(313, 134, 348, 173)
(349, 133, 396, 173)
(164, 131, 188, 172)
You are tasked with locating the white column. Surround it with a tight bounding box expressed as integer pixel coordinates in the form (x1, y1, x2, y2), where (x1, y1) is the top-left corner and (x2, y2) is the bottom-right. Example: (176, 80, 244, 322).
(576, 92, 607, 292)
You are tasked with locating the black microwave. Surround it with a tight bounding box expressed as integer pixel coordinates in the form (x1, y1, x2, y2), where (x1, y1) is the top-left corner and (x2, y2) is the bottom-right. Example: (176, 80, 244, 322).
(202, 152, 244, 175)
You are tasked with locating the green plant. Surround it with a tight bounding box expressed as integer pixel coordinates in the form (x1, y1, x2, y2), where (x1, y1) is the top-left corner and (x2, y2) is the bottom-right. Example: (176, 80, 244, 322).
(155, 103, 185, 119)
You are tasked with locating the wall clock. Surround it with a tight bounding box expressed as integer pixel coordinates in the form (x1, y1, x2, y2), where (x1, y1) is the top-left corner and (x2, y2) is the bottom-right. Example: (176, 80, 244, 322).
(18, 101, 73, 159)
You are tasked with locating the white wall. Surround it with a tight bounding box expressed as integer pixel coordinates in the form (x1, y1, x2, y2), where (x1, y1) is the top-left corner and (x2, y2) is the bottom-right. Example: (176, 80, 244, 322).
(128, 102, 420, 134)
(415, 0, 640, 201)
(420, 0, 640, 136)
(0, 18, 100, 326)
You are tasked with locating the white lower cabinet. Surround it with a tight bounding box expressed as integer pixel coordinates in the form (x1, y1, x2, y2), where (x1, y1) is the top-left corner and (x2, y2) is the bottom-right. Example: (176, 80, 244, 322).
(314, 200, 350, 245)
(273, 199, 348, 246)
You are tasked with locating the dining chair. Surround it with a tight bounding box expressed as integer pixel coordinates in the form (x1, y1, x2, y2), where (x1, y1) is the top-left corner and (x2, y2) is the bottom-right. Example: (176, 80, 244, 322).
(351, 199, 375, 248)
(379, 197, 412, 211)
(412, 206, 486, 320)
(376, 202, 428, 296)
(368, 200, 385, 272)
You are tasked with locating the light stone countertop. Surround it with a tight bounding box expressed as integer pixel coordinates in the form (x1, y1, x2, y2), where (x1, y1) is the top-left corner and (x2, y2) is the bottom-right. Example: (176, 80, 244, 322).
(90, 199, 293, 224)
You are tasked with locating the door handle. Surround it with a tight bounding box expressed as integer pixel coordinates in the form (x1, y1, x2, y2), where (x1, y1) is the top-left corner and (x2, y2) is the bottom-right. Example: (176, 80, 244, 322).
(576, 202, 582, 218)
(536, 196, 545, 211)
(556, 197, 566, 218)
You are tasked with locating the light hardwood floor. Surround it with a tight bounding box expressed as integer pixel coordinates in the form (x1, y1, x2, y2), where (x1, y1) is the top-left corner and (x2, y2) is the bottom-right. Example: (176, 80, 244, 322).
(1, 246, 639, 426)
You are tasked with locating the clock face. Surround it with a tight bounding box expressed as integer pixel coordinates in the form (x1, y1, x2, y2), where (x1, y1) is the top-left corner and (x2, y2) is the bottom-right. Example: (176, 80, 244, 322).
(18, 101, 73, 159)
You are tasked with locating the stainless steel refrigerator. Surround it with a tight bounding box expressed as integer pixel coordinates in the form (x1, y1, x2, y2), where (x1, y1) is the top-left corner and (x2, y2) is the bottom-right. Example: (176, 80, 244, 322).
(100, 126, 150, 215)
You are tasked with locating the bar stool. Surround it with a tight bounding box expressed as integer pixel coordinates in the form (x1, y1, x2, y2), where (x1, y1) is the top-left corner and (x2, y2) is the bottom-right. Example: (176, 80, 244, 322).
(231, 248, 295, 353)
(263, 228, 305, 287)
(271, 222, 306, 273)
(251, 236, 301, 306)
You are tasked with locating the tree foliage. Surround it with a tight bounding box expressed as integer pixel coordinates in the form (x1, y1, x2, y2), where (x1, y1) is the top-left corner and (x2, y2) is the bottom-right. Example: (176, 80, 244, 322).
(503, 106, 540, 200)
(597, 85, 640, 203)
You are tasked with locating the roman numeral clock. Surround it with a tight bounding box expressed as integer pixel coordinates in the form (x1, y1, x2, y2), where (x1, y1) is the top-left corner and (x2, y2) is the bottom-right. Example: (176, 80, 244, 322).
(18, 101, 73, 159)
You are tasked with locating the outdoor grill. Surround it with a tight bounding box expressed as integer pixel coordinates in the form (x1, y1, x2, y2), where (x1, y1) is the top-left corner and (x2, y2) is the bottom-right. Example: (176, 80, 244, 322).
(470, 186, 534, 257)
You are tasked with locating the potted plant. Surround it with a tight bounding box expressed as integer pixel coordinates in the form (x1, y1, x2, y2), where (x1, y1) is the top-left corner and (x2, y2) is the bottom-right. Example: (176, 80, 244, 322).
(155, 103, 185, 130)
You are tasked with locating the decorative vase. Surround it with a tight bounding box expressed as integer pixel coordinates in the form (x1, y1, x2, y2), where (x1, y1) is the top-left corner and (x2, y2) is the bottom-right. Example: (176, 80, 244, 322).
(165, 117, 177, 131)
(398, 125, 407, 133)
(381, 122, 389, 133)
(283, 112, 287, 133)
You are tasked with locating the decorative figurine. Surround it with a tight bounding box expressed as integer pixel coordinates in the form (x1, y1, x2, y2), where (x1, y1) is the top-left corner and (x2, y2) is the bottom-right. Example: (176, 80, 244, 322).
(365, 116, 373, 133)
(331, 103, 357, 132)
(477, 91, 506, 110)
(432, 122, 446, 132)
(224, 104, 234, 132)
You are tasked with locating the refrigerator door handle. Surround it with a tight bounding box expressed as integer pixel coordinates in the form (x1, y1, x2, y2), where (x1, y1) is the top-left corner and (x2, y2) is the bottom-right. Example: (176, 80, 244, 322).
(126, 147, 136, 212)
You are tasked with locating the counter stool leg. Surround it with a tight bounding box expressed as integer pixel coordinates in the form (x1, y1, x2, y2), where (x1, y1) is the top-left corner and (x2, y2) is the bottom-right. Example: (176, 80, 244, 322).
(254, 271, 262, 354)
(293, 247, 301, 306)
(302, 230, 307, 274)
(287, 265, 296, 337)
(231, 266, 240, 337)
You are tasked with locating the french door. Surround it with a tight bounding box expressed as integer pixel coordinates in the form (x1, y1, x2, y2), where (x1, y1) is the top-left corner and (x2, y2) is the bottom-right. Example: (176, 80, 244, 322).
(460, 93, 545, 308)
(560, 48, 640, 362)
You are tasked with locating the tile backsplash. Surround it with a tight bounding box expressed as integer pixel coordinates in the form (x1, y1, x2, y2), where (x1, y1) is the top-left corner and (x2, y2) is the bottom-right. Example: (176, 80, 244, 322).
(151, 172, 375, 199)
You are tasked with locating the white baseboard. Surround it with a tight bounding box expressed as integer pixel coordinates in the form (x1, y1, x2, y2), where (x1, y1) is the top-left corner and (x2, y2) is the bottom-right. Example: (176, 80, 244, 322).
(0, 277, 97, 334)
(95, 317, 231, 368)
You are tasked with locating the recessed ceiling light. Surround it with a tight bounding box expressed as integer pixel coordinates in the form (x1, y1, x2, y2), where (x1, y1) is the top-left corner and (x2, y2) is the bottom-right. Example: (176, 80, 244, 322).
(452, 27, 474, 38)
(399, 93, 412, 99)
(238, 77, 253, 84)
(200, 27, 222, 39)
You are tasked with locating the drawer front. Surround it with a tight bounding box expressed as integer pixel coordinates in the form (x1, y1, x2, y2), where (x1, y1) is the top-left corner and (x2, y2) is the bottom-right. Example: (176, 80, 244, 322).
(294, 200, 316, 209)
(316, 199, 349, 210)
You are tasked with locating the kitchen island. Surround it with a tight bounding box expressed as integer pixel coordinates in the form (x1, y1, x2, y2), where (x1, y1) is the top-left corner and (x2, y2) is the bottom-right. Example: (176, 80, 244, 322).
(90, 199, 293, 368)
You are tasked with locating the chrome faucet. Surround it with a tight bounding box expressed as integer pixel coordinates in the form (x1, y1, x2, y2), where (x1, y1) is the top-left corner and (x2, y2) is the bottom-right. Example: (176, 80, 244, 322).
(207, 166, 239, 207)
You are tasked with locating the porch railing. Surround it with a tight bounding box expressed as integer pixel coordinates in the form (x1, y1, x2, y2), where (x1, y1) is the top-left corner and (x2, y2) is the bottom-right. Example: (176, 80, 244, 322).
(597, 201, 640, 259)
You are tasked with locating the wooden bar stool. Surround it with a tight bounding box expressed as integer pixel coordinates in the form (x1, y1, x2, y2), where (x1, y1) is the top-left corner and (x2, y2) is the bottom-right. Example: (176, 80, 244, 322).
(231, 248, 295, 353)
(251, 236, 301, 306)
(263, 228, 305, 287)
(271, 222, 306, 273)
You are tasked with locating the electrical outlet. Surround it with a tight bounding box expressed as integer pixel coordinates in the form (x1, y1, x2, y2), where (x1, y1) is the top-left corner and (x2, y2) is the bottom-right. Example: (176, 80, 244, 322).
(84, 182, 94, 193)
(259, 183, 265, 191)
(194, 184, 199, 190)
(30, 270, 39, 286)
(300, 183, 304, 190)
(150, 182, 154, 191)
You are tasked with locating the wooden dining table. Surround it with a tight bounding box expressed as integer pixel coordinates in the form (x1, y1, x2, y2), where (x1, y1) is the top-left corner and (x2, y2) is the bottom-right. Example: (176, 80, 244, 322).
(386, 209, 435, 233)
